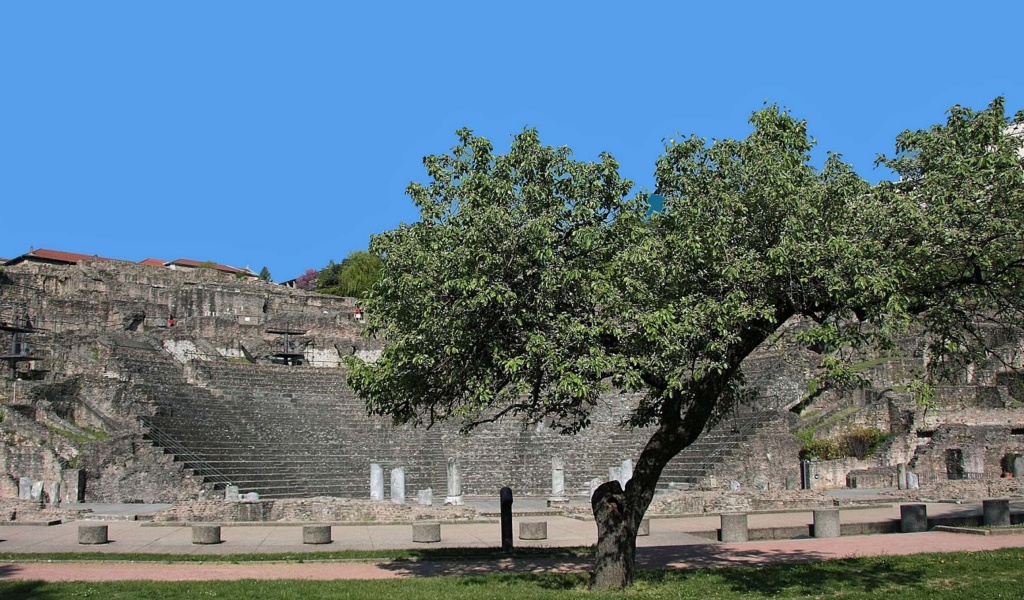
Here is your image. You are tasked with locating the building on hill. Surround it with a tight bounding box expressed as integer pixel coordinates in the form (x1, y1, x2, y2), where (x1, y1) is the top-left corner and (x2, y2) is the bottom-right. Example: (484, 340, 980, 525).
(4, 248, 117, 267)
(165, 258, 257, 278)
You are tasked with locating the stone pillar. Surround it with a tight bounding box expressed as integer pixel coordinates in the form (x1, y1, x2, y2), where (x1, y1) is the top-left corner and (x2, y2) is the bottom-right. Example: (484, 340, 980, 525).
(30, 481, 44, 502)
(720, 513, 748, 543)
(46, 482, 61, 508)
(192, 524, 222, 545)
(588, 478, 602, 500)
(897, 463, 907, 490)
(906, 472, 919, 489)
(445, 458, 463, 505)
(78, 524, 108, 545)
(61, 469, 85, 503)
(548, 456, 568, 506)
(813, 508, 841, 538)
(900, 504, 928, 533)
(519, 521, 548, 540)
(225, 485, 240, 502)
(619, 459, 633, 489)
(370, 463, 384, 501)
(303, 525, 332, 544)
(1013, 456, 1024, 478)
(608, 466, 621, 485)
(983, 498, 1011, 527)
(417, 488, 433, 506)
(390, 467, 406, 504)
(18, 477, 32, 500)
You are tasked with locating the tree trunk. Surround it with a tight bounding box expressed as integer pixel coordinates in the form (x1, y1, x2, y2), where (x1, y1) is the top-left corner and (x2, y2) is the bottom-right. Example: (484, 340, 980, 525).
(590, 480, 641, 589)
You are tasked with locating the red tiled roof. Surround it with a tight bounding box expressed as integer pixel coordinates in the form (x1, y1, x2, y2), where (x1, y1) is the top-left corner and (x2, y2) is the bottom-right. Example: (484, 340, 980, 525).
(5, 248, 114, 266)
(168, 258, 255, 276)
(139, 258, 167, 266)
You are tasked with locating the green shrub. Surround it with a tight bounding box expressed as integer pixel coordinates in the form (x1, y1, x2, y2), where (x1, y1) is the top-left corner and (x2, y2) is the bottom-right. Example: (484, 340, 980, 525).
(800, 427, 893, 460)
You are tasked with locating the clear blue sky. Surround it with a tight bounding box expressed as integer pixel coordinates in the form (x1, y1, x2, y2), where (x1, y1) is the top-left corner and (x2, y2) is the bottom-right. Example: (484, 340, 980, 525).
(3, 2, 1021, 280)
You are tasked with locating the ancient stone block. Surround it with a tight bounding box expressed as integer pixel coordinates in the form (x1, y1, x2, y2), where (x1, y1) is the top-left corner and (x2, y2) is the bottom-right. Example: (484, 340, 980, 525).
(192, 524, 222, 544)
(390, 468, 406, 504)
(519, 521, 547, 540)
(813, 508, 840, 538)
(370, 463, 384, 501)
(412, 522, 440, 543)
(983, 498, 1010, 527)
(18, 477, 32, 500)
(638, 518, 650, 536)
(303, 524, 332, 544)
(720, 513, 748, 543)
(900, 504, 928, 533)
(417, 488, 432, 506)
(78, 524, 108, 545)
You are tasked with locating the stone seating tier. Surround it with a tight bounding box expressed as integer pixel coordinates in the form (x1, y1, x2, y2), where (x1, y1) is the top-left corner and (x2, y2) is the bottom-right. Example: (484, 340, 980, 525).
(119, 341, 786, 498)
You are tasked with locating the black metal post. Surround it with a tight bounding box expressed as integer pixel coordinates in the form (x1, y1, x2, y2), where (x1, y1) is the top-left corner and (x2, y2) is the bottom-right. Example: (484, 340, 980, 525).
(500, 486, 513, 553)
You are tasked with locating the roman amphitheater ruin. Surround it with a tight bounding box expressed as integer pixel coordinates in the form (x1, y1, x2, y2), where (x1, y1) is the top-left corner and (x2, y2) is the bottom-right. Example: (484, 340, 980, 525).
(2, 255, 1023, 518)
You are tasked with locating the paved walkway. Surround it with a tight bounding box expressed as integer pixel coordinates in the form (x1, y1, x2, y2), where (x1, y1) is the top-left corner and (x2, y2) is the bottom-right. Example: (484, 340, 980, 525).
(1, 500, 1022, 581)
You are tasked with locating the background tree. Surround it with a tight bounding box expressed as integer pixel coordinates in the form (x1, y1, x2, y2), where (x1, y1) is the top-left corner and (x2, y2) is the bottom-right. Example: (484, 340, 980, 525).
(317, 251, 382, 298)
(258, 266, 272, 282)
(294, 268, 319, 290)
(347, 101, 1024, 588)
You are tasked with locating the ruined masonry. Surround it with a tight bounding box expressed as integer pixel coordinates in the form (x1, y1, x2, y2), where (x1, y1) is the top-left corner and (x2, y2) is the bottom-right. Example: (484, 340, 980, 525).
(1, 259, 1022, 503)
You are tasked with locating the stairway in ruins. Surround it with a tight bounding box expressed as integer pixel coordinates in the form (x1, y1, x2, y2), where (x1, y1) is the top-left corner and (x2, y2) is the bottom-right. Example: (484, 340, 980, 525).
(656, 410, 782, 491)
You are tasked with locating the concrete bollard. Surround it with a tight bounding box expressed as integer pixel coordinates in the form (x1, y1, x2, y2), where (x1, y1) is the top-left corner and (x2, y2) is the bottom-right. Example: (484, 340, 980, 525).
(900, 504, 928, 533)
(78, 524, 108, 545)
(983, 498, 1011, 527)
(412, 522, 441, 543)
(303, 524, 332, 544)
(812, 508, 841, 538)
(519, 521, 547, 540)
(638, 518, 650, 537)
(720, 513, 748, 543)
(192, 524, 222, 545)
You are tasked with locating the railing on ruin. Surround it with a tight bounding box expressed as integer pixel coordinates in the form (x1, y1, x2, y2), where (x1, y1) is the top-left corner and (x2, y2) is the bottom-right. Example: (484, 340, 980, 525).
(138, 416, 234, 487)
(685, 409, 776, 479)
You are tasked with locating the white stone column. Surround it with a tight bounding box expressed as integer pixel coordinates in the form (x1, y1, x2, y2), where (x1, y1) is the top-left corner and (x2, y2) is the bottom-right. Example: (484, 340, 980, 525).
(390, 467, 406, 504)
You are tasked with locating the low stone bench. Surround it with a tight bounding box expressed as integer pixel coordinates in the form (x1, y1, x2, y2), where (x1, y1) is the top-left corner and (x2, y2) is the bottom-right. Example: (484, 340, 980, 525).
(812, 508, 840, 538)
(303, 524, 332, 545)
(412, 522, 441, 543)
(78, 524, 108, 545)
(719, 513, 748, 543)
(192, 524, 222, 545)
(900, 504, 928, 533)
(519, 521, 547, 540)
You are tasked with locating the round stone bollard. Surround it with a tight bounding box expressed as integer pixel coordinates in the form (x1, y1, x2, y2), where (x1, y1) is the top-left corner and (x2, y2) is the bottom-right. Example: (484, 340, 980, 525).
(192, 524, 222, 545)
(519, 521, 548, 540)
(812, 508, 841, 538)
(720, 513, 748, 543)
(638, 518, 650, 537)
(78, 524, 109, 545)
(983, 498, 1011, 527)
(303, 525, 332, 545)
(900, 504, 928, 533)
(412, 522, 441, 543)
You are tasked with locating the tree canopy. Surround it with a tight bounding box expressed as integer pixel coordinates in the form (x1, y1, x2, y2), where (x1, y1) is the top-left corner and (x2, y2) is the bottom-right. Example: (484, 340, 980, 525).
(346, 100, 1024, 588)
(316, 251, 382, 298)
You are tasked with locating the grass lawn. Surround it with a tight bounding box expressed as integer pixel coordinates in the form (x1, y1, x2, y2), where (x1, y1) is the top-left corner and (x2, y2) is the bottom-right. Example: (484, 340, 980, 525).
(2, 548, 1023, 599)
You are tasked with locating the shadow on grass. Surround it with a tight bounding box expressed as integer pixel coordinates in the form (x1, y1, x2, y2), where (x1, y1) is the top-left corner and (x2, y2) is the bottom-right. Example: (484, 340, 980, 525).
(0, 565, 54, 600)
(641, 555, 928, 596)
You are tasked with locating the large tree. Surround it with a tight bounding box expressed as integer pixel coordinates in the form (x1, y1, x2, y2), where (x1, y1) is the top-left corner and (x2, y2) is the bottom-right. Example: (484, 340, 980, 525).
(347, 101, 1024, 588)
